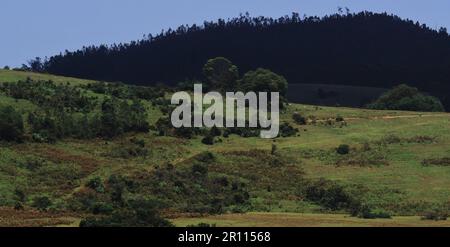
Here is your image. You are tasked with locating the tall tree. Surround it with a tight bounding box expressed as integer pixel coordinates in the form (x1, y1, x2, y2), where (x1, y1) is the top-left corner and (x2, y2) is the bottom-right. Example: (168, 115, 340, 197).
(203, 57, 239, 91)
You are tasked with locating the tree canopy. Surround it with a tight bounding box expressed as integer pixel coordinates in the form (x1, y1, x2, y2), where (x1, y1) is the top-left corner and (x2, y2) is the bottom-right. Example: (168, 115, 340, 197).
(367, 84, 445, 112)
(34, 11, 450, 109)
(203, 57, 239, 91)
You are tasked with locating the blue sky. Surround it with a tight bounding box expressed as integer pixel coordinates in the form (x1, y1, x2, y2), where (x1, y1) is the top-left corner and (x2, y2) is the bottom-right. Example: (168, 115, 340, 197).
(1, 0, 450, 67)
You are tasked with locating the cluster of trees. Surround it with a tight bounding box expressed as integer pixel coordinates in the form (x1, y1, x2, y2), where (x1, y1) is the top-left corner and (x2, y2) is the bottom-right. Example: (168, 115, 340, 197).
(367, 84, 445, 112)
(36, 11, 450, 109)
(0, 80, 150, 143)
(182, 57, 288, 98)
(27, 97, 149, 142)
(1, 79, 96, 112)
(99, 98, 149, 138)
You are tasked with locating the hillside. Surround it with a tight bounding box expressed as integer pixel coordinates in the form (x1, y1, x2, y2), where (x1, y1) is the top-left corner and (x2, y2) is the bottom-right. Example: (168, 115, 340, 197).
(0, 70, 450, 226)
(0, 69, 96, 85)
(38, 12, 450, 109)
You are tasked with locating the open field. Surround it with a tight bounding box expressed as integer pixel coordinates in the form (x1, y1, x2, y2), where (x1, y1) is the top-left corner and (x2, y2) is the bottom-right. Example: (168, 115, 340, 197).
(0, 69, 96, 85)
(1, 70, 450, 226)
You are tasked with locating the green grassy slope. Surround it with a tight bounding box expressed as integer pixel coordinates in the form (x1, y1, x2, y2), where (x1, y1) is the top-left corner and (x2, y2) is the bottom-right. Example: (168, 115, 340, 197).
(0, 70, 449, 226)
(0, 69, 97, 85)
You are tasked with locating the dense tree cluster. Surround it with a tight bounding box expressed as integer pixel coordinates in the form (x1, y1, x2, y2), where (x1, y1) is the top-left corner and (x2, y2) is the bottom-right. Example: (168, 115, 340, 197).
(0, 80, 150, 142)
(37, 12, 450, 109)
(1, 79, 96, 112)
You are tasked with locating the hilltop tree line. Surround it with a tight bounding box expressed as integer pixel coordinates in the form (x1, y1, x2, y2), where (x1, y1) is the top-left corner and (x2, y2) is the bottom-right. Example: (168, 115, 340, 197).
(29, 11, 450, 109)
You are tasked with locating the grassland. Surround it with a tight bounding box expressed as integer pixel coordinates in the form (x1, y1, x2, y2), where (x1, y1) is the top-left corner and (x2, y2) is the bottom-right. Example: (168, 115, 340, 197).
(173, 212, 450, 227)
(0, 69, 96, 85)
(1, 70, 450, 226)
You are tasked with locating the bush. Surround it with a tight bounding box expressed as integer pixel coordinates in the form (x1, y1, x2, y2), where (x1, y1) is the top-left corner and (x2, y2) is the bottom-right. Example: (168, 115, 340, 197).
(421, 210, 448, 221)
(0, 105, 24, 142)
(210, 126, 222, 137)
(201, 135, 215, 145)
(359, 207, 392, 219)
(86, 177, 105, 193)
(80, 199, 173, 227)
(302, 178, 356, 211)
(14, 202, 24, 211)
(192, 163, 208, 176)
(367, 84, 445, 112)
(112, 145, 149, 159)
(292, 112, 307, 125)
(279, 122, 298, 137)
(336, 144, 350, 155)
(174, 127, 194, 139)
(32, 196, 52, 211)
(336, 115, 345, 122)
(422, 157, 450, 167)
(91, 202, 114, 215)
(195, 151, 215, 163)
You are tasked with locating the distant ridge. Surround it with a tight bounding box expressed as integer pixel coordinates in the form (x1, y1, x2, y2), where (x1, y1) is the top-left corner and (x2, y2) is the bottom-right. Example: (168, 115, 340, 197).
(40, 11, 450, 108)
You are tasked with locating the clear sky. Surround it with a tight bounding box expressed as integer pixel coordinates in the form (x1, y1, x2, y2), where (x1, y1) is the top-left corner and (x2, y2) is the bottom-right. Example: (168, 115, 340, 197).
(1, 0, 450, 67)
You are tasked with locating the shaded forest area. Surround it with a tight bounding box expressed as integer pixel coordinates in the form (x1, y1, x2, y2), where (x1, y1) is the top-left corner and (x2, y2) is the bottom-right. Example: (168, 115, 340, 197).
(34, 12, 450, 109)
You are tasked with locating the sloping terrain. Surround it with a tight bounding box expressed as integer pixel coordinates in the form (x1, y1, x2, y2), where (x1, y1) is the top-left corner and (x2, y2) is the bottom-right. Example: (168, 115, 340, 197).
(0, 70, 449, 226)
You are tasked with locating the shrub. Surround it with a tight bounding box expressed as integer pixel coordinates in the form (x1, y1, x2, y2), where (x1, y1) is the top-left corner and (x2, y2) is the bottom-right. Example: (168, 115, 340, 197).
(336, 115, 345, 122)
(380, 134, 402, 144)
(32, 196, 52, 211)
(174, 127, 194, 139)
(367, 84, 445, 112)
(23, 157, 46, 171)
(192, 163, 208, 176)
(421, 210, 448, 221)
(210, 126, 222, 137)
(201, 135, 215, 145)
(14, 189, 26, 203)
(271, 143, 278, 155)
(302, 178, 356, 211)
(336, 144, 350, 155)
(292, 112, 307, 125)
(14, 202, 24, 211)
(86, 177, 105, 193)
(214, 176, 229, 187)
(335, 147, 389, 167)
(359, 208, 392, 219)
(195, 151, 215, 163)
(91, 202, 114, 215)
(130, 137, 146, 147)
(0, 105, 24, 142)
(80, 199, 173, 227)
(279, 122, 298, 137)
(422, 157, 450, 167)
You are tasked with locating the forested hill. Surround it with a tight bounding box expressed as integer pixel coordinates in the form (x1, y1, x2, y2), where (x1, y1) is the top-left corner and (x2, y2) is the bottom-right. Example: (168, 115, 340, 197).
(41, 12, 450, 100)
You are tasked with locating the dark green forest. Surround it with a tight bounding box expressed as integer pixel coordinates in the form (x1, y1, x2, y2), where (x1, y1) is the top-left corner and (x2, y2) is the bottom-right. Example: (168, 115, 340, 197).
(29, 11, 450, 109)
